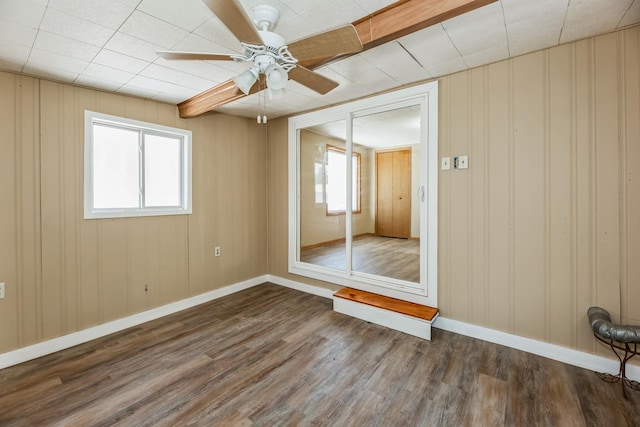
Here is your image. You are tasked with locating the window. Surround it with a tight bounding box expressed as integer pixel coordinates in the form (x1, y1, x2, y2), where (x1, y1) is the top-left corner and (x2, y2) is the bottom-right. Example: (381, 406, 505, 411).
(84, 111, 192, 219)
(325, 145, 360, 215)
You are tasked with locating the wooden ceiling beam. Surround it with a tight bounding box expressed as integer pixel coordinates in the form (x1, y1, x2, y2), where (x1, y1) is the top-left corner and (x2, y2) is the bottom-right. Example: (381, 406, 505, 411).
(178, 0, 497, 118)
(353, 0, 496, 50)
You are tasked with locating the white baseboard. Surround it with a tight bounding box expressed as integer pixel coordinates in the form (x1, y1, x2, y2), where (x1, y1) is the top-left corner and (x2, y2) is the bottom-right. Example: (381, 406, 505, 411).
(266, 274, 335, 299)
(0, 275, 268, 370)
(268, 275, 639, 382)
(433, 317, 640, 381)
(3, 274, 637, 383)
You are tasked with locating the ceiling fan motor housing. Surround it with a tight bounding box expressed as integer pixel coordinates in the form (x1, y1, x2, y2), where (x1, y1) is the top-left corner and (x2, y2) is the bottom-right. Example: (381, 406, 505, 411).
(252, 4, 280, 31)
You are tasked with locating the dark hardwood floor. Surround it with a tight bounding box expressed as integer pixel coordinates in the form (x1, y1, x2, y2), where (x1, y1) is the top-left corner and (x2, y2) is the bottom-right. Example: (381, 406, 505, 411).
(301, 235, 420, 283)
(1, 283, 638, 426)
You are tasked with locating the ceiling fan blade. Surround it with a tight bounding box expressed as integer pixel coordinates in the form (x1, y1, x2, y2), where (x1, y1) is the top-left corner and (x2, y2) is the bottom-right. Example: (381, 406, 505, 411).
(288, 25, 363, 63)
(288, 66, 339, 95)
(157, 51, 235, 61)
(201, 0, 263, 45)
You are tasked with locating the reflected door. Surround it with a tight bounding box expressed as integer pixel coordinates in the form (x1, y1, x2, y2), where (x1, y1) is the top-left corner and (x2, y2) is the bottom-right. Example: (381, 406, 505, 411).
(376, 149, 411, 238)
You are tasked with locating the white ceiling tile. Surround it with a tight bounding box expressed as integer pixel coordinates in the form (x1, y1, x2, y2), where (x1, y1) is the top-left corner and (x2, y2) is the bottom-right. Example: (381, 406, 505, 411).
(47, 0, 135, 30)
(443, 2, 509, 62)
(0, 0, 638, 118)
(312, 66, 371, 98)
(104, 33, 164, 63)
(361, 41, 432, 84)
(93, 49, 150, 74)
(40, 8, 114, 46)
(619, 0, 640, 28)
(119, 11, 189, 49)
(169, 33, 238, 55)
(353, 0, 399, 15)
(154, 57, 234, 84)
(503, 0, 568, 57)
(193, 16, 245, 51)
(81, 63, 135, 85)
(151, 93, 191, 105)
(137, 0, 211, 31)
(26, 48, 89, 74)
(22, 64, 79, 83)
(276, 86, 317, 106)
(0, 19, 37, 47)
(116, 84, 161, 100)
(461, 44, 511, 68)
(0, 0, 46, 29)
(126, 75, 201, 98)
(139, 64, 218, 91)
(270, 13, 320, 43)
(114, 0, 143, 8)
(399, 25, 467, 78)
(327, 55, 398, 91)
(561, 0, 635, 44)
(0, 41, 30, 72)
(34, 31, 101, 62)
(74, 74, 122, 92)
(274, 0, 365, 31)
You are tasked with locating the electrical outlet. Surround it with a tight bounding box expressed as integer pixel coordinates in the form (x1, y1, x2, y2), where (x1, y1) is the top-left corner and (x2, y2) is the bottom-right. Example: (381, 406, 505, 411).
(215, 247, 221, 257)
(0, 283, 5, 299)
(453, 155, 469, 170)
(441, 157, 451, 170)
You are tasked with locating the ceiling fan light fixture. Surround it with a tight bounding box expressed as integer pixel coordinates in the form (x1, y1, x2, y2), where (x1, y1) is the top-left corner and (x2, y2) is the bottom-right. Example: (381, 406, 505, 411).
(233, 67, 259, 95)
(265, 64, 288, 90)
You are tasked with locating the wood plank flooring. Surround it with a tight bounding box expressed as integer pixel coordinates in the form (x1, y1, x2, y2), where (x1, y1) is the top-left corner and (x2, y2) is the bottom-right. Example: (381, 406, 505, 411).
(1, 283, 638, 426)
(300, 235, 420, 283)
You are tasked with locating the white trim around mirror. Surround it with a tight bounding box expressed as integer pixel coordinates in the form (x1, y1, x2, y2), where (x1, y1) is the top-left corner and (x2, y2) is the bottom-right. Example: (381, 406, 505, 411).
(288, 81, 438, 307)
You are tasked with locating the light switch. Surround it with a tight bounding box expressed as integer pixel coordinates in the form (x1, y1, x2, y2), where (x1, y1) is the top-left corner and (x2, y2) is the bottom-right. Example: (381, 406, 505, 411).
(454, 155, 469, 170)
(441, 157, 450, 170)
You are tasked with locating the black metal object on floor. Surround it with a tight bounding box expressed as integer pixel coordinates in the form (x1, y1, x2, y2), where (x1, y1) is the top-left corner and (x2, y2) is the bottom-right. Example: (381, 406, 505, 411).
(588, 306, 640, 398)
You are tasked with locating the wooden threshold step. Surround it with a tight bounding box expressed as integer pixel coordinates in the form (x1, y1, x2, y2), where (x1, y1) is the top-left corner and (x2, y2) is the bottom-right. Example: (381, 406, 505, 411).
(333, 288, 439, 340)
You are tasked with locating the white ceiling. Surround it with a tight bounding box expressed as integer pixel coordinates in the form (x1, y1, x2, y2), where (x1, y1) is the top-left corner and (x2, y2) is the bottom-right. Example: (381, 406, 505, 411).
(307, 104, 421, 148)
(1, 0, 638, 119)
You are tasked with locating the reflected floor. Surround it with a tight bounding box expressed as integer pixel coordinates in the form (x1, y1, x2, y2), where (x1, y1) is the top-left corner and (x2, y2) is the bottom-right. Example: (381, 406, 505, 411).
(300, 235, 419, 283)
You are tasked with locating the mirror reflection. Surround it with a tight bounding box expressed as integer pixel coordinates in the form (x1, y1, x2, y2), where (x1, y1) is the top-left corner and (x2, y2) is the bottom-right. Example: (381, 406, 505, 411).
(352, 105, 421, 283)
(298, 120, 347, 271)
(298, 104, 422, 284)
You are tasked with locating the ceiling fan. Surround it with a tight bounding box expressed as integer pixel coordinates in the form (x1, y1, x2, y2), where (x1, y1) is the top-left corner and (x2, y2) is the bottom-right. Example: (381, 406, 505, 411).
(157, 0, 363, 103)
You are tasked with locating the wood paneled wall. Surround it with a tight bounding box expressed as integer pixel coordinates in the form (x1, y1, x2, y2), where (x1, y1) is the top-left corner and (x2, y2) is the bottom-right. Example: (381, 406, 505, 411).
(0, 77, 267, 353)
(268, 26, 640, 355)
(0, 74, 41, 350)
(1, 26, 637, 358)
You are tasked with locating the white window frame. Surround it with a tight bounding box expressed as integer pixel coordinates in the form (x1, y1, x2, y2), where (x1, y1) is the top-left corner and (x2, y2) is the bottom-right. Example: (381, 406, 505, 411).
(84, 110, 192, 219)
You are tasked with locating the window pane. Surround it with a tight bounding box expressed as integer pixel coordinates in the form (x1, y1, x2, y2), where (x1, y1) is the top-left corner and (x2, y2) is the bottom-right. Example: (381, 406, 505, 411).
(93, 124, 140, 209)
(326, 149, 346, 212)
(314, 161, 324, 204)
(326, 148, 359, 213)
(144, 134, 181, 207)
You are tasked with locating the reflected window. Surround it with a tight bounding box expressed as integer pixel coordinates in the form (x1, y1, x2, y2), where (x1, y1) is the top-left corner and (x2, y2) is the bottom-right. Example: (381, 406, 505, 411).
(326, 145, 360, 215)
(314, 161, 325, 204)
